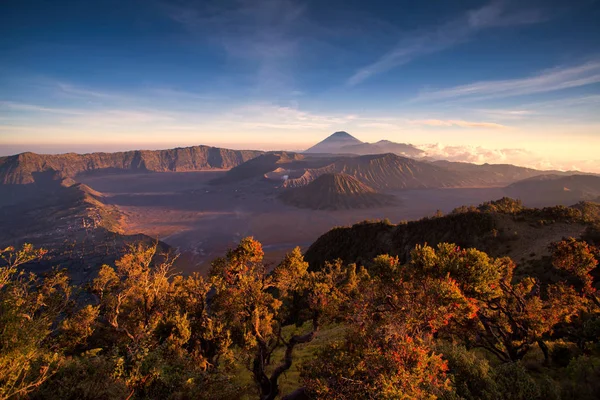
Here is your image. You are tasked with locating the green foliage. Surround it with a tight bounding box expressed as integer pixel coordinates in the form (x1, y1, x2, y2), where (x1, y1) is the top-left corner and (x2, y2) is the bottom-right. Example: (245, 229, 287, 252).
(31, 355, 129, 400)
(0, 245, 70, 399)
(410, 243, 505, 300)
(562, 355, 600, 400)
(436, 343, 499, 400)
(551, 238, 598, 298)
(493, 362, 543, 400)
(2, 235, 600, 400)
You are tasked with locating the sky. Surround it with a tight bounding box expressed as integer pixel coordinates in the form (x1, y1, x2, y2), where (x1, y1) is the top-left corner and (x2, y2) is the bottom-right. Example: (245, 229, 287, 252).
(0, 0, 599, 171)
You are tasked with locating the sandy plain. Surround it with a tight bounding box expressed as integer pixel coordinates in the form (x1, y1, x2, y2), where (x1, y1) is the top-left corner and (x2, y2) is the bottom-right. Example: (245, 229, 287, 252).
(79, 171, 511, 273)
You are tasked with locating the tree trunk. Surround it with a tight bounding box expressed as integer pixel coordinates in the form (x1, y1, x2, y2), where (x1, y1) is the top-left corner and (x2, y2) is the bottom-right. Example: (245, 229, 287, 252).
(257, 318, 319, 400)
(538, 340, 550, 365)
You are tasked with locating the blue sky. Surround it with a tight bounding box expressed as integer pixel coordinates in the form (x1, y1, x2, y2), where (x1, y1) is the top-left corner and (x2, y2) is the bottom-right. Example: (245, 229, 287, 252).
(1, 0, 599, 171)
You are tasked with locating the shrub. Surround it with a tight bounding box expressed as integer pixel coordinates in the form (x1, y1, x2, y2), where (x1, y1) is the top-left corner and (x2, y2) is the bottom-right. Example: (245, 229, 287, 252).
(493, 362, 541, 400)
(437, 343, 499, 400)
(561, 355, 600, 400)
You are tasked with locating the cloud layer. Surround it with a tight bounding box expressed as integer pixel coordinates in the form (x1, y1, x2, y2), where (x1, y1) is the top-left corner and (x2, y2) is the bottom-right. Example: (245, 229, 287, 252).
(418, 143, 600, 173)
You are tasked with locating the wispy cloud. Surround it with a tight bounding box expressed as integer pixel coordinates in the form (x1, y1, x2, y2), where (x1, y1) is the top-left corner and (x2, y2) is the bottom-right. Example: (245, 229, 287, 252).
(347, 1, 547, 86)
(410, 119, 509, 129)
(56, 83, 122, 100)
(358, 122, 399, 129)
(229, 103, 357, 130)
(167, 0, 307, 93)
(473, 108, 535, 121)
(476, 109, 534, 117)
(415, 61, 600, 101)
(521, 94, 600, 110)
(0, 101, 84, 115)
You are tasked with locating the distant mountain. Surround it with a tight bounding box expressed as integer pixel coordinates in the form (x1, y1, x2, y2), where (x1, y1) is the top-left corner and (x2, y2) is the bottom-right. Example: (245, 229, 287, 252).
(0, 146, 264, 185)
(506, 174, 600, 206)
(214, 147, 593, 192)
(279, 173, 395, 210)
(304, 131, 363, 154)
(304, 132, 423, 158)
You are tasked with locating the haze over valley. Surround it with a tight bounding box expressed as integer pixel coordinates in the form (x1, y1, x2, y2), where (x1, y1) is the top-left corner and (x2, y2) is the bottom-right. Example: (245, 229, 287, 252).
(1, 131, 598, 276)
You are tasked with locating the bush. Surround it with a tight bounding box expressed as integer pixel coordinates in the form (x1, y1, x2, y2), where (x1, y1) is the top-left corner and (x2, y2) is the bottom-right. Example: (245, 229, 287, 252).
(478, 198, 524, 214)
(32, 355, 128, 400)
(494, 362, 541, 400)
(437, 343, 499, 400)
(561, 355, 600, 400)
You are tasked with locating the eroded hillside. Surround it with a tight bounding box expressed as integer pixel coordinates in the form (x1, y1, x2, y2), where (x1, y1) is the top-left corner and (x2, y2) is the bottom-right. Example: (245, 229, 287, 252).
(279, 173, 395, 210)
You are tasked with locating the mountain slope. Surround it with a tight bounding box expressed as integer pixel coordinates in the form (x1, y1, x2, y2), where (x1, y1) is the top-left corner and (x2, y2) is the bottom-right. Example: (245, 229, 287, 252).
(0, 146, 263, 184)
(431, 160, 580, 186)
(0, 178, 171, 282)
(283, 153, 466, 190)
(279, 173, 395, 210)
(304, 131, 363, 154)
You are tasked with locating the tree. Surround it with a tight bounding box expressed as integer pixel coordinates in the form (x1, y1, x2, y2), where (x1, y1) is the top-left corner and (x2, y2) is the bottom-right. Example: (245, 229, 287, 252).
(298, 253, 468, 399)
(0, 244, 71, 400)
(550, 238, 600, 350)
(551, 238, 599, 306)
(210, 239, 356, 400)
(409, 243, 581, 362)
(90, 243, 235, 398)
(209, 239, 307, 400)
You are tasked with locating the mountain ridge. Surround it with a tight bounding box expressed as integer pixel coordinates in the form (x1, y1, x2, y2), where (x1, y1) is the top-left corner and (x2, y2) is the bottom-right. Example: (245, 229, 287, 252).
(0, 145, 264, 185)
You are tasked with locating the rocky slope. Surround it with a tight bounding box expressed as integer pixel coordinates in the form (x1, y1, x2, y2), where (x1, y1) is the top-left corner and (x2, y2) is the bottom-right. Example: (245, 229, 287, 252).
(279, 173, 395, 210)
(0, 179, 172, 282)
(0, 146, 263, 184)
